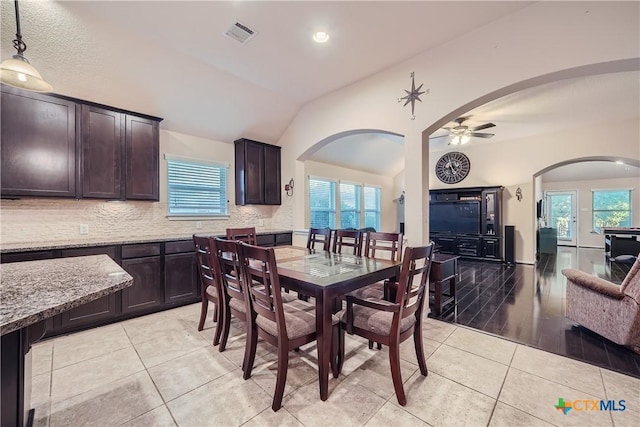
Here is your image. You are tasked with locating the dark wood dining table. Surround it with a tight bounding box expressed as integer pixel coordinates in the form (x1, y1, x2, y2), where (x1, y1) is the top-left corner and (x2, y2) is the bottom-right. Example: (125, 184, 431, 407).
(272, 246, 401, 401)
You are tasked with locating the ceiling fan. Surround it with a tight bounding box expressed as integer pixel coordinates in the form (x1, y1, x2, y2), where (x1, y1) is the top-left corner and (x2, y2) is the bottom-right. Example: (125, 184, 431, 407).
(431, 116, 496, 145)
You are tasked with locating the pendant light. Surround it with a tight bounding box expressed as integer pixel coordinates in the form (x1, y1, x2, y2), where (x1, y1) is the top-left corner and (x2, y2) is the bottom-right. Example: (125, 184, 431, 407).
(0, 0, 52, 92)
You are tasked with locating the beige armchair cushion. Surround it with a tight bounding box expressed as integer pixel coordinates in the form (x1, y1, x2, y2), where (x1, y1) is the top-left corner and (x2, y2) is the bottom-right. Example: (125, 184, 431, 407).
(561, 269, 624, 299)
(562, 256, 640, 353)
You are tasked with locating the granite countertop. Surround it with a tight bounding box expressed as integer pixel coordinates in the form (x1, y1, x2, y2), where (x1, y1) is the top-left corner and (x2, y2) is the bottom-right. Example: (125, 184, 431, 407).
(0, 229, 293, 253)
(0, 255, 133, 335)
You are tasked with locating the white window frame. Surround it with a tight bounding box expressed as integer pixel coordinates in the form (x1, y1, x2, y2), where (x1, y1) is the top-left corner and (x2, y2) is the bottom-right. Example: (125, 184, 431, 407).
(308, 176, 337, 228)
(591, 188, 633, 232)
(308, 177, 382, 231)
(363, 185, 382, 231)
(166, 154, 229, 218)
(339, 180, 362, 229)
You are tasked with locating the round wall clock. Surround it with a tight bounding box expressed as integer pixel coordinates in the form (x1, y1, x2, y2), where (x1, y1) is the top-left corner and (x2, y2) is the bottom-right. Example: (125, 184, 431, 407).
(435, 152, 470, 184)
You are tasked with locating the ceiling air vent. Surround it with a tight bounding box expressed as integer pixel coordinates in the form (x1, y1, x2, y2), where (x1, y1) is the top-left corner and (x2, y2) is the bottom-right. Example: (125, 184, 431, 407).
(224, 21, 257, 44)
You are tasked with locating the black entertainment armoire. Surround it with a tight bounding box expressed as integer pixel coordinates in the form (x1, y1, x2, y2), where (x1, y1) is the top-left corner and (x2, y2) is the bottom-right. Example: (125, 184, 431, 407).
(429, 186, 505, 261)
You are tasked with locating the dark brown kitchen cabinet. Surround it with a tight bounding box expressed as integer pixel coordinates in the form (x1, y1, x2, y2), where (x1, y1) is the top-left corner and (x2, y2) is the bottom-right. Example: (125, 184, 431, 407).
(0, 86, 162, 200)
(121, 243, 163, 315)
(58, 246, 120, 332)
(164, 240, 199, 305)
(126, 115, 159, 200)
(0, 87, 77, 198)
(234, 138, 281, 205)
(81, 105, 124, 199)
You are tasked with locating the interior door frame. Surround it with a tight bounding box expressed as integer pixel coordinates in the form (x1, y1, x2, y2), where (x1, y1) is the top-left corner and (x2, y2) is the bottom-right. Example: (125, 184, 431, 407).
(545, 190, 578, 246)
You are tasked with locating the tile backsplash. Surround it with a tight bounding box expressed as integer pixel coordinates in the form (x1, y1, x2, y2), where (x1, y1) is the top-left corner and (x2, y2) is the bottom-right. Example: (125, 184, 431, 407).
(0, 198, 278, 244)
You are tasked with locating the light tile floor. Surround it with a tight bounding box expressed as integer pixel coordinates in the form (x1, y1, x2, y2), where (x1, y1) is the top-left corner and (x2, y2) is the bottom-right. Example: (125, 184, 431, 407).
(30, 303, 640, 427)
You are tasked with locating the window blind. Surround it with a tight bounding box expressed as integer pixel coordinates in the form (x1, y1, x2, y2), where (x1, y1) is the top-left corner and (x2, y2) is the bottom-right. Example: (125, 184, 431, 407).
(340, 182, 361, 229)
(167, 158, 228, 216)
(309, 177, 336, 228)
(363, 185, 381, 230)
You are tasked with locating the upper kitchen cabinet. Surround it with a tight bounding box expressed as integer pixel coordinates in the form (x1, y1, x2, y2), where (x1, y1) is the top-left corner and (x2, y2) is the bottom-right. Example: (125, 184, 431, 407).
(125, 115, 159, 200)
(0, 86, 162, 200)
(0, 87, 77, 198)
(81, 105, 124, 199)
(234, 138, 281, 205)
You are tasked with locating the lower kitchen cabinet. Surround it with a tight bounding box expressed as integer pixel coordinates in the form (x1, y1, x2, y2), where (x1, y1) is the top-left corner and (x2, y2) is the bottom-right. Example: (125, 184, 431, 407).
(121, 243, 163, 315)
(1, 231, 292, 337)
(164, 240, 199, 304)
(58, 246, 120, 332)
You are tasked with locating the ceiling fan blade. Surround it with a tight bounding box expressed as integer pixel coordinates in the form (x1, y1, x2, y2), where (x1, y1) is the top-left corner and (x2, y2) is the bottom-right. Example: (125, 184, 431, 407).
(429, 134, 450, 140)
(470, 122, 495, 132)
(469, 132, 494, 138)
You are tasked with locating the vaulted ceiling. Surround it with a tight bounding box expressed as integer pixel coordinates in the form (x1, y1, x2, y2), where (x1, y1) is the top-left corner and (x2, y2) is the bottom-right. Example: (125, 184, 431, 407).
(1, 1, 637, 181)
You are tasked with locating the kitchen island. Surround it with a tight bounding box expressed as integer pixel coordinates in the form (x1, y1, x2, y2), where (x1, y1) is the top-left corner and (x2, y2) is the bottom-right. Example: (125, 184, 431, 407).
(1, 255, 133, 427)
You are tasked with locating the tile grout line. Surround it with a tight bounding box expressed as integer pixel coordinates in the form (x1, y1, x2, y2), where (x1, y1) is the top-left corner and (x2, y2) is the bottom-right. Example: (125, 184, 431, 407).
(485, 342, 520, 426)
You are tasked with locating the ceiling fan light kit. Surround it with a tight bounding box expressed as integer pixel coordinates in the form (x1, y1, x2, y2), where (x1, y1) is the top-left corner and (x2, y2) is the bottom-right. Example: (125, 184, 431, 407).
(431, 116, 496, 145)
(0, 0, 52, 92)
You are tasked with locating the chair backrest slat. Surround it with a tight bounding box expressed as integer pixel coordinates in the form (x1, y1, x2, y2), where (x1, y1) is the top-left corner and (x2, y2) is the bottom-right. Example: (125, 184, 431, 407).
(332, 229, 364, 256)
(214, 237, 247, 303)
(226, 227, 257, 245)
(239, 243, 283, 327)
(193, 235, 219, 291)
(364, 231, 403, 262)
(307, 227, 332, 252)
(394, 244, 434, 321)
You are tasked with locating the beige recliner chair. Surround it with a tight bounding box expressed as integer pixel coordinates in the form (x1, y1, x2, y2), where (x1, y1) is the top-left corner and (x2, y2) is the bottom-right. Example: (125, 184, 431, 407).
(562, 254, 640, 354)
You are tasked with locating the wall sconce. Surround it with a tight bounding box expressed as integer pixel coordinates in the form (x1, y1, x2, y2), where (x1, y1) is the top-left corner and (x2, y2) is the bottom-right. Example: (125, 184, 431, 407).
(285, 178, 294, 196)
(516, 187, 523, 202)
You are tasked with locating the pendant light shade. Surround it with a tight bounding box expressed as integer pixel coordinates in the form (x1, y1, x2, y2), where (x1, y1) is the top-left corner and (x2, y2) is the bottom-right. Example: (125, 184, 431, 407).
(0, 0, 52, 92)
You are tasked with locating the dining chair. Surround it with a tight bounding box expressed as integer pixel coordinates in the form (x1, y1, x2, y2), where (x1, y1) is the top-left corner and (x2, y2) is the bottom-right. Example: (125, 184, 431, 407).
(226, 227, 257, 245)
(238, 242, 341, 411)
(307, 227, 332, 252)
(347, 231, 404, 349)
(332, 229, 364, 256)
(193, 235, 224, 347)
(339, 243, 434, 406)
(212, 237, 256, 378)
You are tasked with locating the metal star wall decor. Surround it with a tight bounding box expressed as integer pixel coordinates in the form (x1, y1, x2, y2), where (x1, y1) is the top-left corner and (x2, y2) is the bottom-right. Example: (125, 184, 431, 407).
(398, 72, 428, 120)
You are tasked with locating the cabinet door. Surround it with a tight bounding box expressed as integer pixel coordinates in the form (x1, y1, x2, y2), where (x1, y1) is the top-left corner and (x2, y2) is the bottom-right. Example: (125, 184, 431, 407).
(263, 145, 281, 205)
(245, 141, 265, 204)
(59, 246, 120, 330)
(121, 256, 163, 314)
(164, 252, 199, 304)
(125, 115, 159, 200)
(1, 88, 77, 197)
(81, 105, 123, 199)
(483, 238, 501, 258)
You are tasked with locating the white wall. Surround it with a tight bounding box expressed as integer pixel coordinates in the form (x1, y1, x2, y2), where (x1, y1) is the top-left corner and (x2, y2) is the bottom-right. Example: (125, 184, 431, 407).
(0, 129, 276, 244)
(542, 176, 640, 248)
(275, 1, 640, 261)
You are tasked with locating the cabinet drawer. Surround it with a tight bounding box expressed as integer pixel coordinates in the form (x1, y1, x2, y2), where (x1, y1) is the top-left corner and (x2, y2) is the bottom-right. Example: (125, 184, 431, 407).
(256, 234, 275, 246)
(122, 243, 161, 259)
(1, 250, 55, 263)
(165, 240, 195, 254)
(275, 233, 292, 245)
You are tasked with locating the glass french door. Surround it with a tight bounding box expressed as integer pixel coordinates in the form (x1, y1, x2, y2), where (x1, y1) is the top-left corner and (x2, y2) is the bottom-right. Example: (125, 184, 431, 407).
(546, 190, 577, 246)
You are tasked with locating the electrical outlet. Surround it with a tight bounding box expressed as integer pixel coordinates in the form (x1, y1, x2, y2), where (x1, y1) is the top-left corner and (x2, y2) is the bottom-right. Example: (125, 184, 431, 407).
(196, 221, 203, 229)
(79, 224, 89, 235)
(258, 219, 264, 227)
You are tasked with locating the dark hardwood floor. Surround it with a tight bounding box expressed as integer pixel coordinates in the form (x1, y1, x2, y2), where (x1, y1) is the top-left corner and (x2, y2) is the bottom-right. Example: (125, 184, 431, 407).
(431, 246, 640, 378)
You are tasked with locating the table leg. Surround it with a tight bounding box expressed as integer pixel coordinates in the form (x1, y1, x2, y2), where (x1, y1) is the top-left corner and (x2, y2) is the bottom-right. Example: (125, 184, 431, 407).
(434, 281, 442, 316)
(315, 291, 331, 401)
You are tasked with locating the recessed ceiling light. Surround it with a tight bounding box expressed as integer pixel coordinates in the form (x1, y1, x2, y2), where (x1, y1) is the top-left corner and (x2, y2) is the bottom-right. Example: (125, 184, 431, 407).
(313, 31, 330, 43)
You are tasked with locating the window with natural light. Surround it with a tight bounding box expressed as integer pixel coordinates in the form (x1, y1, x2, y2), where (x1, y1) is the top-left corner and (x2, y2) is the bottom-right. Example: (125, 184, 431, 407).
(308, 177, 381, 230)
(309, 177, 336, 228)
(364, 185, 381, 230)
(167, 156, 228, 216)
(339, 182, 361, 229)
(592, 189, 632, 232)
